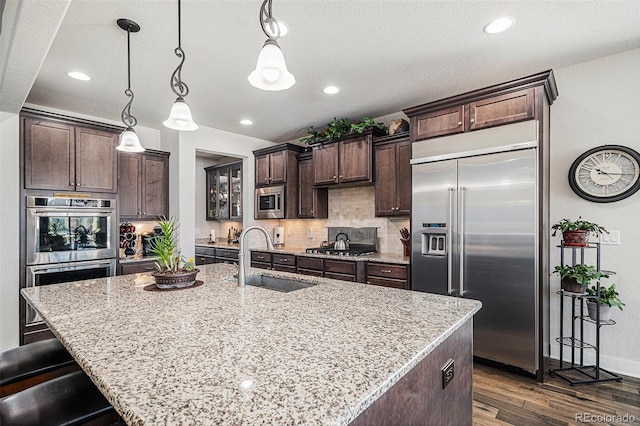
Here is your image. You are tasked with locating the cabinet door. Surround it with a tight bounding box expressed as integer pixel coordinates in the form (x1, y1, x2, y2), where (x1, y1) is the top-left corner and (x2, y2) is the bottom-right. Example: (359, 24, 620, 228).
(118, 153, 142, 218)
(230, 164, 242, 219)
(413, 106, 464, 141)
(255, 154, 270, 186)
(142, 154, 169, 219)
(206, 169, 219, 220)
(269, 150, 287, 185)
(24, 118, 75, 190)
(217, 168, 230, 220)
(313, 143, 339, 185)
(339, 135, 372, 183)
(467, 88, 534, 131)
(374, 143, 397, 216)
(395, 141, 412, 215)
(75, 127, 118, 193)
(298, 158, 315, 218)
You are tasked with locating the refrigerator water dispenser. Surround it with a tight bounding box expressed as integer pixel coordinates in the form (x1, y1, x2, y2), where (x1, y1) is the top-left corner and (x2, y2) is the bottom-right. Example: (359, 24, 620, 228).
(422, 233, 446, 256)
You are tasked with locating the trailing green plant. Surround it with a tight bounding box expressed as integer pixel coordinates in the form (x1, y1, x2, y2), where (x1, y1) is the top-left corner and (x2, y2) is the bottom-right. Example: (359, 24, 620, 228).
(552, 264, 608, 286)
(587, 283, 625, 310)
(350, 117, 388, 134)
(150, 217, 194, 274)
(324, 117, 352, 140)
(551, 217, 608, 237)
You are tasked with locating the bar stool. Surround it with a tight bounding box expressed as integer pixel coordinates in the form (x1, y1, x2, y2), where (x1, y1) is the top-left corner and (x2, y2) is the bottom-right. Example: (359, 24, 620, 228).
(0, 338, 79, 397)
(0, 370, 123, 426)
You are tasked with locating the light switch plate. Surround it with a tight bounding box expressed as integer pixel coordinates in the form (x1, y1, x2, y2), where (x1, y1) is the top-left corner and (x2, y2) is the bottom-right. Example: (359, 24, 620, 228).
(600, 230, 621, 245)
(306, 229, 313, 239)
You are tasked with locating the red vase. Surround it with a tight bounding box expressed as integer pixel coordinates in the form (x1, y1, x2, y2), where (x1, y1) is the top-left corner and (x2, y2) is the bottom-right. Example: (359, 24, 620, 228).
(563, 230, 590, 247)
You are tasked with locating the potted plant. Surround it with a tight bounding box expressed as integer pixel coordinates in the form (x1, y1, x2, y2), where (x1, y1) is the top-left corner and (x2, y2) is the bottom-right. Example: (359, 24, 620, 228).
(551, 217, 608, 247)
(150, 217, 198, 289)
(552, 264, 608, 293)
(585, 283, 625, 322)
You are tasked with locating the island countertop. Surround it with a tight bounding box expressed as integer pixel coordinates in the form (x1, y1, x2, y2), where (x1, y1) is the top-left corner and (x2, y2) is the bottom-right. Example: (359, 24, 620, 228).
(21, 264, 480, 425)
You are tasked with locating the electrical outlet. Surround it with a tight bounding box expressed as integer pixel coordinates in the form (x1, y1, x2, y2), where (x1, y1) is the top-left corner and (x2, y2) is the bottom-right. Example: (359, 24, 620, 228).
(442, 359, 454, 389)
(600, 230, 621, 245)
(306, 228, 313, 239)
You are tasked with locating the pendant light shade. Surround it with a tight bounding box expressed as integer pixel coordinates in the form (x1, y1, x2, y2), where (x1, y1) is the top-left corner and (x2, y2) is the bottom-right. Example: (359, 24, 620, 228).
(248, 0, 295, 91)
(164, 0, 198, 131)
(117, 127, 145, 152)
(163, 97, 198, 130)
(116, 18, 145, 152)
(248, 39, 295, 91)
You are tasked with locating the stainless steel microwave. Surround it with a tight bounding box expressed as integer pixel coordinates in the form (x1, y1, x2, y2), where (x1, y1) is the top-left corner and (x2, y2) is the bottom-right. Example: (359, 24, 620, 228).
(255, 185, 284, 219)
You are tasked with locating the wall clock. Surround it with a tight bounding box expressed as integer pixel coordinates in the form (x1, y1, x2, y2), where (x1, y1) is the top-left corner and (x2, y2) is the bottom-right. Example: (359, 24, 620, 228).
(568, 145, 640, 203)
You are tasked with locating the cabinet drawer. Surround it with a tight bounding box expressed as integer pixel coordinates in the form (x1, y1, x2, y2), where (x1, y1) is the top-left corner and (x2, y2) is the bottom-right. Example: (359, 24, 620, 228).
(195, 246, 215, 256)
(251, 261, 271, 270)
(297, 256, 323, 270)
(297, 268, 323, 277)
(195, 255, 215, 266)
(324, 271, 355, 282)
(251, 251, 272, 263)
(272, 264, 297, 273)
(120, 261, 157, 275)
(366, 263, 407, 280)
(272, 253, 296, 266)
(366, 276, 407, 290)
(324, 259, 356, 275)
(216, 249, 239, 260)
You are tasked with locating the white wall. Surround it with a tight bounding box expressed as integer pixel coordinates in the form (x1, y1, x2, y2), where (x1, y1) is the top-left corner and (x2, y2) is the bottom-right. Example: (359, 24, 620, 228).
(550, 48, 640, 377)
(0, 112, 21, 351)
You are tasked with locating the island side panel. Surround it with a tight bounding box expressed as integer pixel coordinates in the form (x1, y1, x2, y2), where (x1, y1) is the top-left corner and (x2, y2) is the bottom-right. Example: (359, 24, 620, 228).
(350, 319, 473, 426)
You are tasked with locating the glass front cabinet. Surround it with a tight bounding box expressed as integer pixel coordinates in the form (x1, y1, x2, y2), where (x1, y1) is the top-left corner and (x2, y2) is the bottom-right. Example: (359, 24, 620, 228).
(205, 161, 242, 221)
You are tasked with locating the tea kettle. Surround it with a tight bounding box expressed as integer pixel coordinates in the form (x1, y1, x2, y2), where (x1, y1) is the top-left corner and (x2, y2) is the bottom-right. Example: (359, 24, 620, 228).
(334, 232, 350, 250)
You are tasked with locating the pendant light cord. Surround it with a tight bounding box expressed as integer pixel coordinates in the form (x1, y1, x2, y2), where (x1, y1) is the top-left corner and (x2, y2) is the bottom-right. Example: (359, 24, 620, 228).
(260, 0, 280, 39)
(170, 0, 189, 98)
(121, 24, 137, 128)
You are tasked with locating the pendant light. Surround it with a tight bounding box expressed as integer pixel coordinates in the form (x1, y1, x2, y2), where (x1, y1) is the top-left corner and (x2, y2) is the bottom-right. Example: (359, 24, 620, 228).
(163, 0, 198, 131)
(248, 0, 295, 91)
(116, 19, 145, 152)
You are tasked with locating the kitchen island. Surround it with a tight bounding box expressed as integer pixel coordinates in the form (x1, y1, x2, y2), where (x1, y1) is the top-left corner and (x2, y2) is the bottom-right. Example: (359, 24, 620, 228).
(21, 264, 480, 425)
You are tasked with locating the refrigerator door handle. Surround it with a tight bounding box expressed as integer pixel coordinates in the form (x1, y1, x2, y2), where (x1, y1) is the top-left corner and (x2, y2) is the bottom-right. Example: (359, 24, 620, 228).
(447, 187, 455, 295)
(459, 186, 467, 295)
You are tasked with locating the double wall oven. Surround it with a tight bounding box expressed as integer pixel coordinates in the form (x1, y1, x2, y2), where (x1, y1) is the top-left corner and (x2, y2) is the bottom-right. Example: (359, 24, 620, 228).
(23, 196, 117, 337)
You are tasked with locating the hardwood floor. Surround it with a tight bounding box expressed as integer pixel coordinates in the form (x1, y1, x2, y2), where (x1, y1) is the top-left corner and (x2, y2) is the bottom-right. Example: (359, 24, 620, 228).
(473, 362, 640, 425)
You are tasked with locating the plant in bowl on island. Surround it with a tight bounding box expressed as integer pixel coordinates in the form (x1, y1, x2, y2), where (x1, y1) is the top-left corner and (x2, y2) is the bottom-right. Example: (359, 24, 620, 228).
(552, 264, 608, 293)
(150, 217, 198, 289)
(551, 217, 608, 246)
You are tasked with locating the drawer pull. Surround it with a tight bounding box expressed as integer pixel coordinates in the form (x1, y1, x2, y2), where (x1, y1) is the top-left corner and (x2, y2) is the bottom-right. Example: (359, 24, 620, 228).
(380, 269, 392, 273)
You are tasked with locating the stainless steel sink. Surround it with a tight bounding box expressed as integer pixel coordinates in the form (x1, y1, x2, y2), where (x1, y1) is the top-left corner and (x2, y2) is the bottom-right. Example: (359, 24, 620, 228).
(244, 274, 315, 292)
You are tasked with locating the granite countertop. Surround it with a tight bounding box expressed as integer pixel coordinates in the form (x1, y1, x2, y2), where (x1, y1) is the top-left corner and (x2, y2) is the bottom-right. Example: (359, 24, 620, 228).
(119, 255, 159, 264)
(22, 264, 479, 425)
(196, 240, 409, 265)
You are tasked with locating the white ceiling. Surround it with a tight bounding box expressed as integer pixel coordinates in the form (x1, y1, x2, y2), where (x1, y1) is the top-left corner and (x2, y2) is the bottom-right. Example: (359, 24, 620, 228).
(16, 1, 640, 142)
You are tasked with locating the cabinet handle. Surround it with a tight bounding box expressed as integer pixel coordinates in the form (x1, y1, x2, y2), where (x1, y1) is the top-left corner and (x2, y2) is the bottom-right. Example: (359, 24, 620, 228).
(265, 177, 269, 182)
(457, 121, 462, 126)
(380, 269, 392, 273)
(339, 175, 343, 179)
(333, 175, 337, 179)
(470, 118, 475, 124)
(69, 182, 75, 187)
(76, 183, 81, 187)
(142, 212, 146, 215)
(310, 210, 314, 214)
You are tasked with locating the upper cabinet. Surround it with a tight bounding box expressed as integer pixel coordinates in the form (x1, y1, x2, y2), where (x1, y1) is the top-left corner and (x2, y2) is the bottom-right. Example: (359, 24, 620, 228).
(297, 152, 328, 219)
(313, 128, 384, 187)
(23, 116, 118, 193)
(254, 144, 302, 187)
(374, 134, 411, 217)
(205, 161, 242, 221)
(119, 150, 170, 220)
(405, 71, 557, 142)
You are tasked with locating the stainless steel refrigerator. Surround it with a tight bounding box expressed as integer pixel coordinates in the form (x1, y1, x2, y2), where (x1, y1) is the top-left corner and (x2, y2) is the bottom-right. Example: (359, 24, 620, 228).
(411, 120, 542, 373)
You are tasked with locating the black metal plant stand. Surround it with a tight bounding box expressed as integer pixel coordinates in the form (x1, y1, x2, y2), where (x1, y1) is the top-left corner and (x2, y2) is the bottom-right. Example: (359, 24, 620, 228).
(549, 242, 622, 385)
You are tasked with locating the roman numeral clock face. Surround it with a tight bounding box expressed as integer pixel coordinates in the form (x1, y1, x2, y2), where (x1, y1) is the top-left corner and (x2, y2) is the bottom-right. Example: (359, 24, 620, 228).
(569, 145, 640, 203)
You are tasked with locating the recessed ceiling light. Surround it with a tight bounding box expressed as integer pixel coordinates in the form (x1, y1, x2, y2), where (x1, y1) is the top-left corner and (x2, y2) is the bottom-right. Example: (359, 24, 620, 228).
(67, 71, 91, 81)
(323, 85, 339, 95)
(240, 119, 253, 125)
(483, 17, 514, 34)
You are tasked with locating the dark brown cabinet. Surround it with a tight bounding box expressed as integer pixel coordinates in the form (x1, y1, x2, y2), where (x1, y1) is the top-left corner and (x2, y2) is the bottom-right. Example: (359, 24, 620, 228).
(313, 131, 378, 187)
(297, 152, 328, 219)
(374, 134, 411, 217)
(407, 87, 537, 141)
(253, 144, 303, 219)
(195, 246, 216, 265)
(255, 150, 287, 186)
(23, 117, 118, 193)
(366, 262, 410, 290)
(272, 253, 296, 273)
(296, 256, 324, 277)
(119, 150, 169, 220)
(251, 251, 272, 270)
(205, 161, 242, 221)
(118, 260, 157, 275)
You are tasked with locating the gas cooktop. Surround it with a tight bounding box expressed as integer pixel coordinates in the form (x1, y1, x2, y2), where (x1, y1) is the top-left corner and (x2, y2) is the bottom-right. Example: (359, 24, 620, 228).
(305, 244, 376, 257)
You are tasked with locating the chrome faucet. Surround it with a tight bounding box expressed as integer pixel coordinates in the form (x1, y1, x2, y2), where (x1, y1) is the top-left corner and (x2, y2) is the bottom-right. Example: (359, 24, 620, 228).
(237, 225, 274, 286)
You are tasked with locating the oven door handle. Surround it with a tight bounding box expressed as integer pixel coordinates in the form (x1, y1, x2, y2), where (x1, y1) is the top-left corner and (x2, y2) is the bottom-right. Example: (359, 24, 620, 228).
(32, 208, 115, 215)
(28, 259, 117, 274)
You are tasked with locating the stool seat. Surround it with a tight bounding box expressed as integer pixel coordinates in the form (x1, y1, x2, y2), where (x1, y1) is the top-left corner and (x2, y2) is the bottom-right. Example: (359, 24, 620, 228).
(0, 370, 119, 426)
(1, 338, 78, 396)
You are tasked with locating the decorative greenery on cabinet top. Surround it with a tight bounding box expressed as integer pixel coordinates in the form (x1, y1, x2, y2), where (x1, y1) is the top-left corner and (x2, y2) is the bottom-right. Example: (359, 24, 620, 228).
(300, 117, 388, 145)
